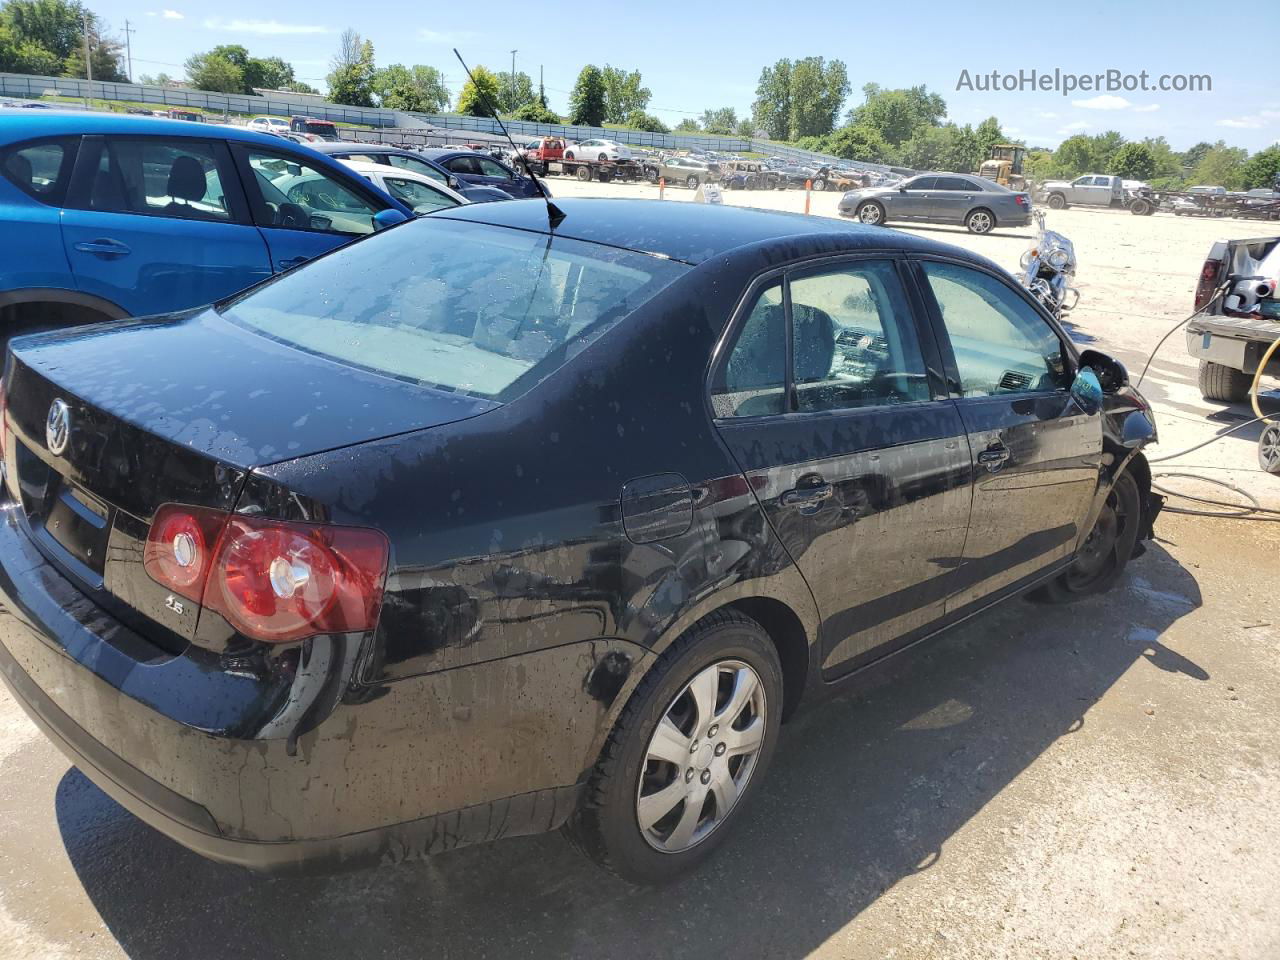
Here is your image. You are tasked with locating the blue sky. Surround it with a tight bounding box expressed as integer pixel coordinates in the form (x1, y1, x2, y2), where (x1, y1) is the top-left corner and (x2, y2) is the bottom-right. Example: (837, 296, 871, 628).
(94, 0, 1277, 151)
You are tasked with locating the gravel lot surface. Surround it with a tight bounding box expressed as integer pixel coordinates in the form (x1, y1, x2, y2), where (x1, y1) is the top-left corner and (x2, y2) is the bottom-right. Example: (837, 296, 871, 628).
(1, 180, 1277, 960)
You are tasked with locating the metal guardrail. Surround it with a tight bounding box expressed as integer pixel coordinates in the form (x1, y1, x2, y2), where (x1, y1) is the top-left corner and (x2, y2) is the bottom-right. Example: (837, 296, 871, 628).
(0, 72, 398, 126)
(1, 72, 892, 173)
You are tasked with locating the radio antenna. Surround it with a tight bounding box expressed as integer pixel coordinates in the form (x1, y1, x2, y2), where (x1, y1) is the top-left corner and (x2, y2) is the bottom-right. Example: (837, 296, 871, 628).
(453, 48, 565, 230)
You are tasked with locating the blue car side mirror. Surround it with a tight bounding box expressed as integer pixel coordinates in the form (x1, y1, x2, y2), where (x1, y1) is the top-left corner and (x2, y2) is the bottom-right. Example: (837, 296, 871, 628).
(1070, 367, 1103, 415)
(373, 208, 410, 231)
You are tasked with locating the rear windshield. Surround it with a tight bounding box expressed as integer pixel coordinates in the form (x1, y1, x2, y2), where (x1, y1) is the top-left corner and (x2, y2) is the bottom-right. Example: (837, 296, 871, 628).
(220, 218, 687, 401)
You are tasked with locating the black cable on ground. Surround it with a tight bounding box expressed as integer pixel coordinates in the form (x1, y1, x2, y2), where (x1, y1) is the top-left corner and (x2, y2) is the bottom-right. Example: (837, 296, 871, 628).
(1151, 472, 1280, 522)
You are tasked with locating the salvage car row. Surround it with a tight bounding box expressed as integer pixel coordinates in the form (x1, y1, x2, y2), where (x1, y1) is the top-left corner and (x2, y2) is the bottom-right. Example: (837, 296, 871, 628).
(0, 108, 1160, 885)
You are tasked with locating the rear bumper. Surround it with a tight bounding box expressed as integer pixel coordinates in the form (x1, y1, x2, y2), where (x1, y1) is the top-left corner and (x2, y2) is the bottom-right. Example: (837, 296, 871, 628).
(0, 504, 644, 872)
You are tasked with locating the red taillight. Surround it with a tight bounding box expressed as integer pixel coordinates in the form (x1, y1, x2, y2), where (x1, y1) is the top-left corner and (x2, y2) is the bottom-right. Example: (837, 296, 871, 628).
(144, 505, 389, 643)
(1015, 194, 1030, 207)
(143, 504, 226, 600)
(1195, 258, 1221, 311)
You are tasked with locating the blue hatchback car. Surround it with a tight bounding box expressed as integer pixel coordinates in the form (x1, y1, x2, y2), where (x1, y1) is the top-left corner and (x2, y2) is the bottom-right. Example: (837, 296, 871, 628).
(0, 111, 413, 340)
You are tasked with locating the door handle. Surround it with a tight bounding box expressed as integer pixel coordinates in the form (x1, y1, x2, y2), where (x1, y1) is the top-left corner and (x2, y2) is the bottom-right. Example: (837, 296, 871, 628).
(977, 443, 1011, 471)
(780, 482, 833, 507)
(73, 239, 131, 257)
(277, 256, 308, 271)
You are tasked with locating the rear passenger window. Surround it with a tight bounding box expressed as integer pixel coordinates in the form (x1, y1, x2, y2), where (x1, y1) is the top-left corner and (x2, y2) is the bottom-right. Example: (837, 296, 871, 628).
(790, 261, 931, 411)
(243, 149, 380, 236)
(711, 283, 786, 418)
(2, 139, 76, 204)
(83, 139, 233, 221)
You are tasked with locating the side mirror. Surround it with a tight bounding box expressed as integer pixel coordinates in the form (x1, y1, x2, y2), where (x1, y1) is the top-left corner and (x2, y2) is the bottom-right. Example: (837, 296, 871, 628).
(898, 186, 907, 193)
(1077, 348, 1129, 393)
(1070, 367, 1103, 415)
(447, 176, 461, 189)
(373, 208, 409, 231)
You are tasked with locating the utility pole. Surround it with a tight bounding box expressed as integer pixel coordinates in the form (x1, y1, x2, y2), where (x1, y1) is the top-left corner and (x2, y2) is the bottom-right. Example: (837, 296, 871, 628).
(510, 49, 517, 111)
(123, 19, 136, 83)
(540, 64, 545, 108)
(81, 12, 92, 106)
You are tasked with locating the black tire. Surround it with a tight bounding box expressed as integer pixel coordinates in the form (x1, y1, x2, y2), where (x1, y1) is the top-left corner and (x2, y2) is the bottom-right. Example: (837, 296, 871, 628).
(576, 165, 592, 182)
(1198, 360, 1251, 403)
(598, 170, 613, 183)
(1047, 193, 1067, 210)
(1130, 198, 1152, 216)
(645, 167, 659, 184)
(563, 610, 784, 884)
(1028, 470, 1142, 603)
(598, 153, 609, 162)
(855, 200, 886, 225)
(1259, 424, 1280, 474)
(812, 178, 827, 192)
(686, 174, 699, 190)
(965, 208, 996, 234)
(565, 151, 576, 161)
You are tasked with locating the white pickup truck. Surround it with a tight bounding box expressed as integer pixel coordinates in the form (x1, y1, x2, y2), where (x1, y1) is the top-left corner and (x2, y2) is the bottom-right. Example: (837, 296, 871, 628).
(1187, 235, 1280, 402)
(1039, 174, 1125, 210)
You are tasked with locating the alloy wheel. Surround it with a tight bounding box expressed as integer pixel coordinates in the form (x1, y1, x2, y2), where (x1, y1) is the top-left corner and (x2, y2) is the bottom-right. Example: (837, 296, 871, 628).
(636, 660, 766, 853)
(1260, 424, 1280, 474)
(968, 211, 994, 233)
(1066, 484, 1129, 589)
(858, 203, 883, 224)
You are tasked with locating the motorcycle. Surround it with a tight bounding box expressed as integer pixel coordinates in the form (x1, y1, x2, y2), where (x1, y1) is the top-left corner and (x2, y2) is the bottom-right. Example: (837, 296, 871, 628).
(1019, 210, 1079, 317)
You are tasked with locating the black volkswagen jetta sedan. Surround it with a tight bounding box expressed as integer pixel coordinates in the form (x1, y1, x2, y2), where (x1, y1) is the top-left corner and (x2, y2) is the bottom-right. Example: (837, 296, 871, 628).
(0, 199, 1159, 883)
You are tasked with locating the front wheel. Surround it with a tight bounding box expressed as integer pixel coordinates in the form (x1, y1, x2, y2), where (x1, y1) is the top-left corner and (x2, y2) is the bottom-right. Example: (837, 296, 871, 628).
(856, 200, 886, 225)
(812, 178, 827, 192)
(563, 611, 783, 883)
(1047, 193, 1067, 210)
(646, 167, 659, 184)
(576, 165, 592, 182)
(686, 174, 700, 189)
(1029, 470, 1142, 602)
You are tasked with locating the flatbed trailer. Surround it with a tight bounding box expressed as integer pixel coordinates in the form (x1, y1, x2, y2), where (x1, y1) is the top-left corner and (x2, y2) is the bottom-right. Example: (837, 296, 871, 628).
(523, 158, 644, 183)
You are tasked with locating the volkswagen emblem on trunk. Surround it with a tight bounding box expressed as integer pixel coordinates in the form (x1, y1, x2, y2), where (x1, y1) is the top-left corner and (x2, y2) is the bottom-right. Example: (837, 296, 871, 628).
(46, 399, 71, 456)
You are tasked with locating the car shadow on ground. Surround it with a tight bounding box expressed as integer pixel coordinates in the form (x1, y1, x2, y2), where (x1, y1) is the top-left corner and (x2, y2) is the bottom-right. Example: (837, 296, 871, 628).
(897, 223, 1033, 241)
(56, 544, 1204, 960)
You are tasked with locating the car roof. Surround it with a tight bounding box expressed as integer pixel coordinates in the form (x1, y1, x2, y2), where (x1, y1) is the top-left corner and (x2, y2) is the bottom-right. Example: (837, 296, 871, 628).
(422, 148, 502, 162)
(435, 197, 991, 268)
(0, 109, 307, 149)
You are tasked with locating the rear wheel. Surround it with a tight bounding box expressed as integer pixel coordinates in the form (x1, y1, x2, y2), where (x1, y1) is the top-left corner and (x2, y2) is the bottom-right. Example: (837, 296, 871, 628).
(576, 165, 592, 182)
(856, 200, 885, 225)
(1029, 470, 1141, 602)
(646, 167, 659, 184)
(812, 178, 827, 192)
(1130, 198, 1152, 216)
(686, 174, 699, 189)
(1047, 193, 1067, 210)
(966, 208, 996, 234)
(1198, 360, 1251, 403)
(1259, 424, 1280, 474)
(563, 611, 783, 884)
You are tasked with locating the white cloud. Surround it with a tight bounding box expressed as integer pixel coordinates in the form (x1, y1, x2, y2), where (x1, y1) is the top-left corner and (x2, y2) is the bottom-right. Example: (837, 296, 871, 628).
(1216, 109, 1280, 129)
(1133, 103, 1160, 113)
(202, 18, 330, 35)
(161, 9, 183, 18)
(418, 29, 476, 43)
(1035, 110, 1058, 120)
(1058, 121, 1091, 133)
(1073, 95, 1133, 111)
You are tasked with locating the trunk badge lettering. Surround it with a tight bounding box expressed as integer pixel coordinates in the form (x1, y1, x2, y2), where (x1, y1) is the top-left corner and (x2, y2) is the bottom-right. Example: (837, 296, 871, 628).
(46, 399, 71, 456)
(164, 595, 185, 616)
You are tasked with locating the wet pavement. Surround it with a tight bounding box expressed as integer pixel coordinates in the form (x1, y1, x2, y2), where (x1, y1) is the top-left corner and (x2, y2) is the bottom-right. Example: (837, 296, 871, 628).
(2, 511, 1278, 959)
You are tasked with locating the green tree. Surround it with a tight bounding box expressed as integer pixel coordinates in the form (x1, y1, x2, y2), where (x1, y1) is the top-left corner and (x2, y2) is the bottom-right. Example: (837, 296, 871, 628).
(1192, 142, 1248, 189)
(825, 123, 891, 163)
(183, 49, 243, 93)
(1141, 136, 1183, 179)
(788, 56, 849, 139)
(284, 80, 320, 95)
(1242, 145, 1280, 191)
(327, 29, 375, 107)
(494, 69, 534, 113)
(674, 117, 700, 133)
(898, 123, 980, 172)
(243, 55, 294, 92)
(600, 65, 650, 123)
(1109, 142, 1156, 180)
(700, 106, 737, 135)
(511, 101, 561, 123)
(735, 117, 755, 138)
(0, 18, 59, 73)
(624, 108, 668, 133)
(457, 64, 502, 117)
(60, 20, 125, 81)
(1180, 141, 1213, 171)
(974, 116, 1004, 157)
(1051, 134, 1099, 177)
(2, 0, 83, 65)
(373, 63, 449, 113)
(752, 58, 791, 140)
(1091, 130, 1125, 173)
(849, 83, 946, 146)
(568, 64, 607, 126)
(137, 71, 173, 86)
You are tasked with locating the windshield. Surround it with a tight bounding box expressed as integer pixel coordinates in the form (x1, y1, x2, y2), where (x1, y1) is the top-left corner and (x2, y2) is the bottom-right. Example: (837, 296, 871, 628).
(220, 218, 687, 401)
